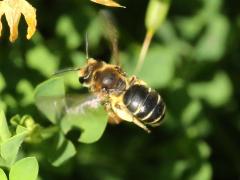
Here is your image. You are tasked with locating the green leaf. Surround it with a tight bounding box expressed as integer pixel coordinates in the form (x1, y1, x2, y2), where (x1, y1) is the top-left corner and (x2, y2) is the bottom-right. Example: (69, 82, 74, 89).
(122, 45, 176, 88)
(16, 79, 34, 106)
(0, 109, 11, 142)
(56, 15, 82, 49)
(16, 125, 28, 134)
(193, 15, 230, 62)
(47, 133, 76, 166)
(188, 72, 232, 107)
(197, 141, 211, 159)
(172, 160, 189, 179)
(0, 168, 7, 180)
(34, 77, 65, 123)
(0, 131, 28, 167)
(190, 163, 212, 180)
(0, 73, 6, 93)
(10, 115, 21, 127)
(87, 15, 103, 49)
(9, 157, 39, 180)
(186, 118, 211, 138)
(181, 100, 202, 126)
(62, 106, 108, 144)
(137, 45, 176, 88)
(26, 45, 60, 77)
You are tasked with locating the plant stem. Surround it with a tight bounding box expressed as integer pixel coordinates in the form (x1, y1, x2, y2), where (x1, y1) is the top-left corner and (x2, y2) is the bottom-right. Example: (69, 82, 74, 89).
(135, 29, 154, 74)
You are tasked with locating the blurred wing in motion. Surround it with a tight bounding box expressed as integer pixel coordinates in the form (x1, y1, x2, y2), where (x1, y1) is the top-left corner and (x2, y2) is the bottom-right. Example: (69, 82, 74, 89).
(64, 95, 102, 115)
(35, 94, 102, 124)
(100, 10, 120, 65)
(36, 94, 108, 143)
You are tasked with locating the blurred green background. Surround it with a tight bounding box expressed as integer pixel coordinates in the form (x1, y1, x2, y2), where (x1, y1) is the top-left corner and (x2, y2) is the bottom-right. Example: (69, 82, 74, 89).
(0, 0, 240, 179)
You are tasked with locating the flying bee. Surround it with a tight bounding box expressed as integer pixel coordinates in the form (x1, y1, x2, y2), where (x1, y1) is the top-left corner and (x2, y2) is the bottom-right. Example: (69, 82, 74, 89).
(37, 11, 166, 133)
(70, 57, 165, 133)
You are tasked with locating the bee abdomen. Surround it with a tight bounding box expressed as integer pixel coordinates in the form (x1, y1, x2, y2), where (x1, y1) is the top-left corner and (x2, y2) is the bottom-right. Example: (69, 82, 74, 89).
(123, 85, 165, 126)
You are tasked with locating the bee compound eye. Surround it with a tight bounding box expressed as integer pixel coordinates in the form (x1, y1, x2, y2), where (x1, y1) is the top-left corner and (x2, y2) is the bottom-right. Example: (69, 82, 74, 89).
(79, 77, 84, 84)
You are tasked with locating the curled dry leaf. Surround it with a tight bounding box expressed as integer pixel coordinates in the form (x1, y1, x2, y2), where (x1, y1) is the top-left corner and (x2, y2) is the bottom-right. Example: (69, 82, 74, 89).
(90, 0, 126, 8)
(0, 0, 37, 42)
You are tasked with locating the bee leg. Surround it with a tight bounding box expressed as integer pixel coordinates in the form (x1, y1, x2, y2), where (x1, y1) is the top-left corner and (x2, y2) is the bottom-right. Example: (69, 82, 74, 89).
(129, 76, 147, 86)
(132, 118, 151, 133)
(108, 112, 122, 124)
(104, 102, 122, 124)
(129, 76, 137, 85)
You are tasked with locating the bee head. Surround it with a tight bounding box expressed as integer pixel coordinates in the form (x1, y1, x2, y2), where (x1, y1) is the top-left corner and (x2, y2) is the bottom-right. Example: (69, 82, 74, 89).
(78, 58, 103, 86)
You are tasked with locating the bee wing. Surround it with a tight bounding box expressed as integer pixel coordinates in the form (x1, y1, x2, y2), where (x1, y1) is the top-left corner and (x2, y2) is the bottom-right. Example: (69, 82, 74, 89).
(36, 94, 108, 143)
(100, 10, 120, 65)
(64, 95, 102, 115)
(35, 94, 102, 123)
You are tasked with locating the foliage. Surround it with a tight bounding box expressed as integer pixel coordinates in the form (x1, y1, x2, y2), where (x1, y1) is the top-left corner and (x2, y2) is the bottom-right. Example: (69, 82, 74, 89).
(0, 109, 39, 179)
(0, 0, 240, 179)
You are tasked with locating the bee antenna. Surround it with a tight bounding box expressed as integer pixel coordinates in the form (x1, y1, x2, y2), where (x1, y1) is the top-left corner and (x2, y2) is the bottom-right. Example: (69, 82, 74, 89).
(85, 32, 89, 59)
(52, 67, 81, 76)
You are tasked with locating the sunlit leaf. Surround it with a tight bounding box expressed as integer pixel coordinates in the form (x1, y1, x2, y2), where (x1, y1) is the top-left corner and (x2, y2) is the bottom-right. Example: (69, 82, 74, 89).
(62, 106, 108, 144)
(193, 15, 229, 62)
(26, 45, 60, 77)
(0, 168, 7, 180)
(197, 141, 211, 159)
(56, 15, 82, 49)
(0, 130, 27, 167)
(190, 163, 212, 180)
(9, 157, 39, 180)
(172, 160, 189, 179)
(16, 79, 34, 106)
(90, 0, 125, 8)
(0, 0, 37, 42)
(0, 109, 11, 142)
(34, 77, 65, 124)
(181, 100, 202, 126)
(123, 45, 176, 88)
(0, 73, 6, 92)
(47, 133, 76, 167)
(188, 72, 233, 107)
(186, 118, 211, 138)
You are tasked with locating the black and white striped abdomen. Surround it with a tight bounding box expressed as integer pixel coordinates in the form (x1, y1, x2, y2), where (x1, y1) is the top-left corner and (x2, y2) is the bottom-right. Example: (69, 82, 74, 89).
(123, 84, 166, 126)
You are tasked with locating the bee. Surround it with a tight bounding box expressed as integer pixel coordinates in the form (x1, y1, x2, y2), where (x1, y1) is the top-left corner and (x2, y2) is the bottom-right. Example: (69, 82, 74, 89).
(76, 58, 166, 133)
(39, 11, 166, 133)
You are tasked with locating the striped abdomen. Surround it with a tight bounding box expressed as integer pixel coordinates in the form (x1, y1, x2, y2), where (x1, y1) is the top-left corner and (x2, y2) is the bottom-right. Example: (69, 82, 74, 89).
(123, 85, 165, 126)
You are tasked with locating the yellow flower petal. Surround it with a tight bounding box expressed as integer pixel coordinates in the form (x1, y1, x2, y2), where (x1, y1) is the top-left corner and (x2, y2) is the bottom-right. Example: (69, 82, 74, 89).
(90, 0, 126, 8)
(0, 0, 37, 42)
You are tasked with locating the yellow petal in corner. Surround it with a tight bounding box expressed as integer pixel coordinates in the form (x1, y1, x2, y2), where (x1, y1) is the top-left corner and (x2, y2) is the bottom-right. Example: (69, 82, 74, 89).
(90, 0, 126, 8)
(0, 0, 37, 42)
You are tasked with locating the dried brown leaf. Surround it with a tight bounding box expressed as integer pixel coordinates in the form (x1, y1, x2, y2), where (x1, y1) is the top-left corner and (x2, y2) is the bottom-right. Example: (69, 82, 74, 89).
(0, 0, 36, 42)
(90, 0, 126, 8)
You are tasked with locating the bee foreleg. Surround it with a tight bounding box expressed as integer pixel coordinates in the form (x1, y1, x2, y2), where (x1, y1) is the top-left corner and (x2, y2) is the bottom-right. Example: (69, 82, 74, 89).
(129, 76, 147, 86)
(132, 118, 151, 133)
(129, 76, 137, 86)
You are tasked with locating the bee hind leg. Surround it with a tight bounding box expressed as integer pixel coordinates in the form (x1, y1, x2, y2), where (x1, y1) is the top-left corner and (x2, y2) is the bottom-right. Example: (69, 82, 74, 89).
(132, 118, 151, 133)
(108, 112, 122, 124)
